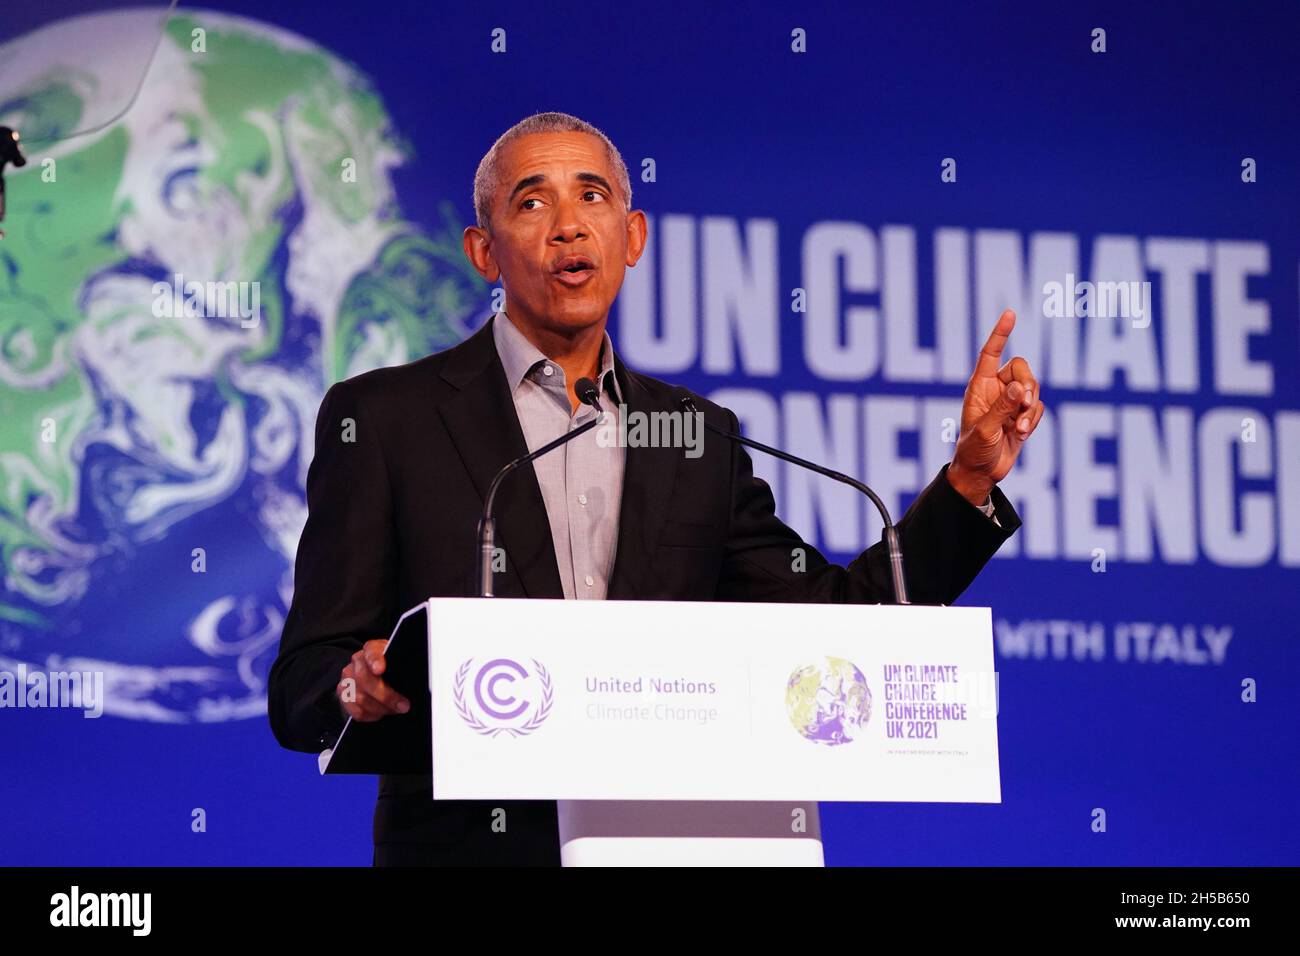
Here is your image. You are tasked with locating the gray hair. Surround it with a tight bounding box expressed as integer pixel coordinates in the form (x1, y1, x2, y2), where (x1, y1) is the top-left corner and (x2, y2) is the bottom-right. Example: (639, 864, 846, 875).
(472, 111, 632, 230)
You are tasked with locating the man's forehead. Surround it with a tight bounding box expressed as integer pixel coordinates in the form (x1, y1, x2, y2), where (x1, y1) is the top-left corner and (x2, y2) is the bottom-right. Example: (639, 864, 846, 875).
(499, 130, 610, 176)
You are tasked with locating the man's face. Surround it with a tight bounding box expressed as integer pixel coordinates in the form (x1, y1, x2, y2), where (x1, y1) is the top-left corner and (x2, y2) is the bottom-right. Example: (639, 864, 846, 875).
(464, 131, 646, 338)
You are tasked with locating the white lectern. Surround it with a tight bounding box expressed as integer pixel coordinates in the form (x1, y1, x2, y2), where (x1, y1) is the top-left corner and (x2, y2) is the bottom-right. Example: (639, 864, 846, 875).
(323, 598, 1001, 866)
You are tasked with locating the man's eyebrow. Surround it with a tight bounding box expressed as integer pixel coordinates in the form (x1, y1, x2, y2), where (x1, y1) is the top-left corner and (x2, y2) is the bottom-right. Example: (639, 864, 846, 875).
(575, 172, 614, 194)
(507, 172, 615, 204)
(508, 174, 546, 203)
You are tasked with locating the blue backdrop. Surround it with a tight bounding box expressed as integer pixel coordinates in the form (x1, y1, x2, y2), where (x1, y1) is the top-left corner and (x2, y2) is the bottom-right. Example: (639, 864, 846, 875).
(1, 0, 1296, 865)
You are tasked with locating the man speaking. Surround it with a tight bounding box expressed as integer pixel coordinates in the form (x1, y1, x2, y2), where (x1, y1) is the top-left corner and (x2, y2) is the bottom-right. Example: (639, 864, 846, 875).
(268, 111, 1044, 866)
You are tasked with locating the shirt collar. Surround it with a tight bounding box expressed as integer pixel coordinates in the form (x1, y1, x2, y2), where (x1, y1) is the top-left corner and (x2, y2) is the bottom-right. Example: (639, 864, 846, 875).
(491, 310, 623, 404)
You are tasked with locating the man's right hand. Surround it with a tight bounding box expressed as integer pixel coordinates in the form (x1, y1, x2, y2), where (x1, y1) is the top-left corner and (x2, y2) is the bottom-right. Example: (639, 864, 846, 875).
(337, 640, 411, 721)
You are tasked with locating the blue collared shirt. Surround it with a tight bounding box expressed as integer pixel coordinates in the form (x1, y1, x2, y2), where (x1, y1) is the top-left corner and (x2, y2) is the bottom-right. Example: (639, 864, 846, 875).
(492, 311, 626, 599)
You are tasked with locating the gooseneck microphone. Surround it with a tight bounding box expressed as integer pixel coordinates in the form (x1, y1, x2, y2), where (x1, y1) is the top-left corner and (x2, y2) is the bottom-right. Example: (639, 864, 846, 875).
(477, 375, 605, 597)
(676, 390, 910, 605)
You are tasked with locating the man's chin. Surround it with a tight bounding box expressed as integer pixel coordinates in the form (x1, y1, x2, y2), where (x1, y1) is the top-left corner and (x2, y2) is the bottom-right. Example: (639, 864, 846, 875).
(537, 298, 611, 333)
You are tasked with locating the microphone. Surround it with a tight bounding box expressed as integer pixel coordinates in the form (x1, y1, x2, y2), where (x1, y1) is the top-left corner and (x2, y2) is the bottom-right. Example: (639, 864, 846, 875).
(575, 376, 601, 410)
(675, 389, 910, 605)
(477, 375, 604, 597)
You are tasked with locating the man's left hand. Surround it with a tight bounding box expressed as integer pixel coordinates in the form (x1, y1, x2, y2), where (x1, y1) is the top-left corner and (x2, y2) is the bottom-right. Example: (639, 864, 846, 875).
(948, 309, 1044, 506)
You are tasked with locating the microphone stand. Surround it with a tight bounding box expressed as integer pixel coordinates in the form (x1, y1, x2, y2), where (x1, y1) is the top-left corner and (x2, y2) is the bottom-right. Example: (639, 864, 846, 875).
(678, 393, 910, 605)
(476, 377, 605, 597)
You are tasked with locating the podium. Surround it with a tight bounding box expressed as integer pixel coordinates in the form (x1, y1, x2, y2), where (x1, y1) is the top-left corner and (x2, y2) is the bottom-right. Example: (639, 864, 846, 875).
(321, 598, 1001, 866)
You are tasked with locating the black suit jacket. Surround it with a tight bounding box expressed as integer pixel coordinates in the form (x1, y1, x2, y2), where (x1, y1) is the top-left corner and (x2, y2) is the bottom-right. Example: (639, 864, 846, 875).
(268, 316, 1021, 865)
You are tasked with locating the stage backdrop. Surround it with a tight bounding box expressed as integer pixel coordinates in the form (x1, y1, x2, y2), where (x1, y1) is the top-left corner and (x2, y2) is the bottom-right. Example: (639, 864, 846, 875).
(1, 1, 1296, 865)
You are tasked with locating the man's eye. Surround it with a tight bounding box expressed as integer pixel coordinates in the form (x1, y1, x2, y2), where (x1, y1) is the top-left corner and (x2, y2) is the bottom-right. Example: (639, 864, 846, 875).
(520, 198, 542, 210)
(583, 191, 605, 202)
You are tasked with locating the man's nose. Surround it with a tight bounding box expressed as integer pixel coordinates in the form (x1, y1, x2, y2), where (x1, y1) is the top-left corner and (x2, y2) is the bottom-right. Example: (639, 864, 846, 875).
(549, 198, 587, 241)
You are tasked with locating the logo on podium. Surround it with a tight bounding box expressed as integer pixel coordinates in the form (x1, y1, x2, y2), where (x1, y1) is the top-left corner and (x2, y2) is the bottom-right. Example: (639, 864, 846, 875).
(785, 657, 873, 746)
(453, 657, 554, 737)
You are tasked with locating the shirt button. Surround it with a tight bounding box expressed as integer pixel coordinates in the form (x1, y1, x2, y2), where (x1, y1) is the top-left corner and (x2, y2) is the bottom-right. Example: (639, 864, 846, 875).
(584, 574, 594, 588)
(578, 494, 588, 506)
(542, 364, 554, 376)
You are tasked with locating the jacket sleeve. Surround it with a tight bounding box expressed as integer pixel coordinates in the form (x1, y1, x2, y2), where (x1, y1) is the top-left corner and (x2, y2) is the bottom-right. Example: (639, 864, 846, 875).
(715, 409, 1020, 605)
(267, 380, 398, 753)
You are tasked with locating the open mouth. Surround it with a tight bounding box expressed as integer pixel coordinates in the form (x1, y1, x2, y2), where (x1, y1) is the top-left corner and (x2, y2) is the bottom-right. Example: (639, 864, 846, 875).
(552, 255, 597, 287)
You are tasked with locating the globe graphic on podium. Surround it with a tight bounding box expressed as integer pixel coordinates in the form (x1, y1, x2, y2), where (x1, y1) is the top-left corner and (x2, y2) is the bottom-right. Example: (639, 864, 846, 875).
(785, 657, 873, 746)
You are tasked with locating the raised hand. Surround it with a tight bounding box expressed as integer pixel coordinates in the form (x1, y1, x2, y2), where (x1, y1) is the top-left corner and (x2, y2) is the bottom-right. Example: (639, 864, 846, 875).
(948, 309, 1045, 505)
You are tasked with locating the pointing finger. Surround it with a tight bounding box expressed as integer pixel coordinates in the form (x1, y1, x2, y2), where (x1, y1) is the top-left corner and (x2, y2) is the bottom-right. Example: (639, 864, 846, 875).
(974, 309, 1017, 380)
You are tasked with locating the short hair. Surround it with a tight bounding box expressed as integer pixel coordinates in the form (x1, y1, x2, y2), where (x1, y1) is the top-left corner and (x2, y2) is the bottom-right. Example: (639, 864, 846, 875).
(472, 111, 632, 230)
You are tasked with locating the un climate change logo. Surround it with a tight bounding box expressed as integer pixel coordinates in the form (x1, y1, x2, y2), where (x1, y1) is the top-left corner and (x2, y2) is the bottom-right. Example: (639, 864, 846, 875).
(786, 657, 873, 746)
(453, 658, 553, 737)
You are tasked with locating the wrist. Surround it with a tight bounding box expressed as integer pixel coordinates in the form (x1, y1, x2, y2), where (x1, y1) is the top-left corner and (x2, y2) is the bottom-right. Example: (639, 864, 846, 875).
(947, 460, 995, 507)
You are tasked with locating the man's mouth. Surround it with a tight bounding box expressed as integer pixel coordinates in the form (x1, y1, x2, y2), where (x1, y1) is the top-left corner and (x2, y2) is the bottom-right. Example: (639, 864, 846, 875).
(552, 255, 596, 288)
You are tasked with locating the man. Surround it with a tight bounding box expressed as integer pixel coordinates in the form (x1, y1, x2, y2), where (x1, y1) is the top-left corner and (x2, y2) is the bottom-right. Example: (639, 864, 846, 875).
(268, 112, 1044, 866)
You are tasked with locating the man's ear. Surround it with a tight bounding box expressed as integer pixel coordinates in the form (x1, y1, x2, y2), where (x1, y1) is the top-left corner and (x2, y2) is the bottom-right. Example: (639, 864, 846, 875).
(624, 209, 648, 268)
(462, 225, 501, 283)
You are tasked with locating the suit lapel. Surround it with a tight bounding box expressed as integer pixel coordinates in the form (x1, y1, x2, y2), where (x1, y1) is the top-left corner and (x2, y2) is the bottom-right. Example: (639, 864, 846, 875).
(607, 360, 680, 598)
(436, 318, 564, 599)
